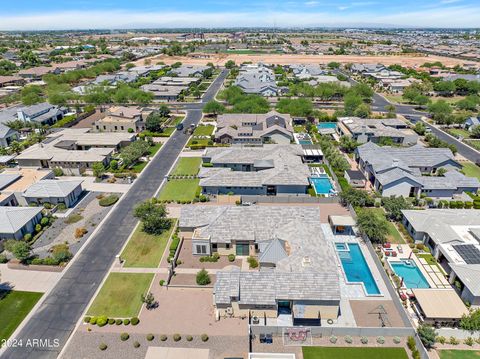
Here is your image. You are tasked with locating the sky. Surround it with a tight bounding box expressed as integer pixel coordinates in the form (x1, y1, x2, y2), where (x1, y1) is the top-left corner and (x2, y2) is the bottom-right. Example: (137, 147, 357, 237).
(0, 0, 479, 30)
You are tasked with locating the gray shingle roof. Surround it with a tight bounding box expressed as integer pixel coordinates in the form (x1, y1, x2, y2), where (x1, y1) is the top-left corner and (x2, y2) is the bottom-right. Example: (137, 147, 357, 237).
(0, 173, 21, 190)
(23, 179, 82, 198)
(0, 206, 42, 233)
(449, 264, 480, 296)
(258, 238, 288, 264)
(214, 271, 340, 306)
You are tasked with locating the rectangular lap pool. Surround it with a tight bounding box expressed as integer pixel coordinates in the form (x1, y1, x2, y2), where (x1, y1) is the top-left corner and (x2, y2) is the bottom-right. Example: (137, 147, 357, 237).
(310, 176, 334, 195)
(390, 260, 430, 289)
(336, 243, 381, 295)
(317, 122, 337, 130)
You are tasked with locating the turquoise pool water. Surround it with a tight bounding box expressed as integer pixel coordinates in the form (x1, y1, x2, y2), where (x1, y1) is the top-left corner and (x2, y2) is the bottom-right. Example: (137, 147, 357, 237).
(337, 243, 381, 295)
(310, 176, 334, 195)
(390, 260, 430, 289)
(317, 122, 337, 130)
(299, 139, 313, 145)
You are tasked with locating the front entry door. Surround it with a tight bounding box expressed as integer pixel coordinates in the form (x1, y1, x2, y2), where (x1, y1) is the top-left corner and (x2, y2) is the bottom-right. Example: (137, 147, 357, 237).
(236, 242, 250, 256)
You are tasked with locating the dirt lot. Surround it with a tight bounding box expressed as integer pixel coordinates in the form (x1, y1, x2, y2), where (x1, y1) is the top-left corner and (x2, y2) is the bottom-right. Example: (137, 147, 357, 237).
(137, 53, 474, 67)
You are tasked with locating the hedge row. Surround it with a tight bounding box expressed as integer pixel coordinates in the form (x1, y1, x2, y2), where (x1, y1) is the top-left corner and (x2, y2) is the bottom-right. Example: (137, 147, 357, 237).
(84, 316, 139, 327)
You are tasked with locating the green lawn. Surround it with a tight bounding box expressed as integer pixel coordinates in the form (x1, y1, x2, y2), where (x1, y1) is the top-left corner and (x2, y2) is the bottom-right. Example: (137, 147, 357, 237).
(0, 290, 43, 341)
(121, 221, 176, 268)
(148, 143, 162, 156)
(131, 161, 148, 173)
(368, 208, 405, 244)
(446, 128, 471, 139)
(464, 140, 480, 151)
(171, 157, 202, 176)
(87, 273, 153, 317)
(294, 125, 306, 133)
(158, 179, 200, 202)
(193, 125, 214, 136)
(462, 162, 480, 181)
(303, 347, 409, 359)
(188, 138, 211, 147)
(439, 350, 480, 359)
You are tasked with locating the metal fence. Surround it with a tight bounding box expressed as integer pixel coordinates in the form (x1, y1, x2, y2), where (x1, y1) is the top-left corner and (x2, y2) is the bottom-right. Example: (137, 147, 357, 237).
(250, 325, 414, 337)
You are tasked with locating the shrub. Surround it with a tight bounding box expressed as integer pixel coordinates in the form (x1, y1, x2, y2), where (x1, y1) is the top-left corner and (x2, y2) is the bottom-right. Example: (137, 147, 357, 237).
(96, 315, 108, 327)
(360, 336, 368, 344)
(99, 343, 107, 351)
(407, 336, 416, 351)
(89, 317, 97, 325)
(159, 279, 165, 286)
(173, 334, 181, 342)
(133, 341, 140, 348)
(436, 336, 446, 344)
(131, 317, 140, 326)
(186, 335, 193, 341)
(160, 335, 167, 341)
(120, 333, 130, 341)
(377, 336, 385, 344)
(108, 318, 115, 325)
(123, 318, 130, 325)
(465, 337, 474, 346)
(84, 316, 91, 323)
(418, 324, 437, 349)
(200, 252, 220, 263)
(393, 336, 401, 344)
(146, 334, 154, 341)
(99, 195, 119, 207)
(23, 233, 32, 242)
(196, 269, 211, 286)
(40, 217, 49, 226)
(53, 167, 64, 177)
(115, 319, 122, 325)
(74, 227, 87, 238)
(330, 335, 338, 344)
(228, 254, 236, 262)
(344, 335, 353, 344)
(247, 256, 258, 269)
(449, 336, 459, 345)
(201, 334, 209, 342)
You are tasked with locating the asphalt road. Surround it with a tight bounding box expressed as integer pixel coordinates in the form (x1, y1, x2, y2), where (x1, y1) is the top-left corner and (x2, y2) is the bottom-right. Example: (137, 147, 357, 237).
(2, 69, 229, 359)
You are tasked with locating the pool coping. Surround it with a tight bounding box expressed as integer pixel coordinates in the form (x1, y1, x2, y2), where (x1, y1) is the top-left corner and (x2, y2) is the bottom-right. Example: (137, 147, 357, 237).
(335, 242, 383, 297)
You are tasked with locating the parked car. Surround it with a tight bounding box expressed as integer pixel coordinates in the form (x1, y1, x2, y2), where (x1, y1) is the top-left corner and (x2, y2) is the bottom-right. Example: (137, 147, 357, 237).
(176, 123, 184, 131)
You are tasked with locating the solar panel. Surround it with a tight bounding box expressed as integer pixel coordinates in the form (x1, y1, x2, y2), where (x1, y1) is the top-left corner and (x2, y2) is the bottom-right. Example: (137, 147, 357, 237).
(453, 244, 480, 265)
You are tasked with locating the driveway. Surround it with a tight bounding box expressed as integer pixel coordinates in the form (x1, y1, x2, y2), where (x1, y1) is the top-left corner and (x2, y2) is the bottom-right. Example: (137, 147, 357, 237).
(0, 264, 62, 293)
(2, 69, 230, 359)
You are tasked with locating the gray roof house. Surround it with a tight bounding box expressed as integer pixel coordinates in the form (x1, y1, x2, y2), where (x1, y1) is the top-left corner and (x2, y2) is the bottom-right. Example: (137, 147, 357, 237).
(180, 205, 341, 324)
(464, 117, 480, 131)
(0, 206, 43, 240)
(402, 209, 480, 305)
(356, 142, 479, 198)
(199, 144, 310, 196)
(338, 117, 418, 146)
(0, 123, 19, 148)
(0, 103, 65, 126)
(170, 65, 210, 77)
(215, 111, 294, 145)
(290, 64, 326, 79)
(234, 65, 279, 97)
(23, 179, 83, 208)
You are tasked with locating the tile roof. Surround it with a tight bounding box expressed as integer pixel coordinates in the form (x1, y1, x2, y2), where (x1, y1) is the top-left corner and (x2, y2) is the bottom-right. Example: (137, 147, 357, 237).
(23, 179, 82, 198)
(0, 206, 42, 233)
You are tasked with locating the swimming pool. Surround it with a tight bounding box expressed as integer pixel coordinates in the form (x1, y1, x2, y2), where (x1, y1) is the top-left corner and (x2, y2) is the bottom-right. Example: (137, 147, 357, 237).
(337, 243, 381, 295)
(310, 176, 334, 195)
(317, 122, 337, 130)
(299, 139, 313, 145)
(390, 260, 430, 289)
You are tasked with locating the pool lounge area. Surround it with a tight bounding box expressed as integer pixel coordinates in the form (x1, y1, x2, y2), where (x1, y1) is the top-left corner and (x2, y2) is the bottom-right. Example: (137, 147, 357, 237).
(295, 133, 313, 145)
(336, 242, 381, 296)
(390, 260, 430, 289)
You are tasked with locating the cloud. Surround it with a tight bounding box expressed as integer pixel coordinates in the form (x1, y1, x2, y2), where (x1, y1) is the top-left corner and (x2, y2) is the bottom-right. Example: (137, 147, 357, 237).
(440, 0, 461, 3)
(0, 6, 479, 30)
(304, 1, 320, 6)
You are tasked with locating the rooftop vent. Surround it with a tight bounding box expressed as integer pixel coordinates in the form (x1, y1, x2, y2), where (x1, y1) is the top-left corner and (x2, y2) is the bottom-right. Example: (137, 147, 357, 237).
(302, 256, 312, 267)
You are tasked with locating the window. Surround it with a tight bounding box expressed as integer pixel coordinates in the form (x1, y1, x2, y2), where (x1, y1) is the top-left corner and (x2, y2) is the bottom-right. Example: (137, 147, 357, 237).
(226, 244, 230, 249)
(212, 243, 217, 251)
(196, 245, 207, 254)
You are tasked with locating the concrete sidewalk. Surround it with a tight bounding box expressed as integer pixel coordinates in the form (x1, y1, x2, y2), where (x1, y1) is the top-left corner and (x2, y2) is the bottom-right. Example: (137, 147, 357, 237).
(61, 176, 131, 193)
(0, 264, 63, 292)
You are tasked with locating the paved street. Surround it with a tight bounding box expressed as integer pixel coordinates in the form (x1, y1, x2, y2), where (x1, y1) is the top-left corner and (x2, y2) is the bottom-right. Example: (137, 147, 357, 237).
(1, 69, 229, 359)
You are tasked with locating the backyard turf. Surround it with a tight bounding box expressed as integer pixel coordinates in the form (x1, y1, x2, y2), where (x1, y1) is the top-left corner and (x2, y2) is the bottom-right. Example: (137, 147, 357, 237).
(302, 347, 409, 359)
(0, 290, 43, 341)
(439, 350, 480, 359)
(462, 162, 480, 181)
(121, 221, 176, 268)
(87, 273, 153, 317)
(171, 157, 202, 176)
(158, 179, 200, 202)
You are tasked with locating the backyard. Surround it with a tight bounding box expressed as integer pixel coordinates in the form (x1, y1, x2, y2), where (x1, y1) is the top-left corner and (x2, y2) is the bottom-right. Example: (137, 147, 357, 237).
(121, 221, 176, 268)
(87, 273, 153, 318)
(302, 347, 409, 359)
(439, 350, 480, 359)
(367, 208, 405, 244)
(158, 179, 200, 202)
(171, 157, 202, 176)
(0, 290, 43, 341)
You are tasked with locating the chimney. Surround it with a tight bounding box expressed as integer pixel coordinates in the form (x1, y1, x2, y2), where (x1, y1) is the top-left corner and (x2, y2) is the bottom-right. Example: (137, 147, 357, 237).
(392, 159, 399, 167)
